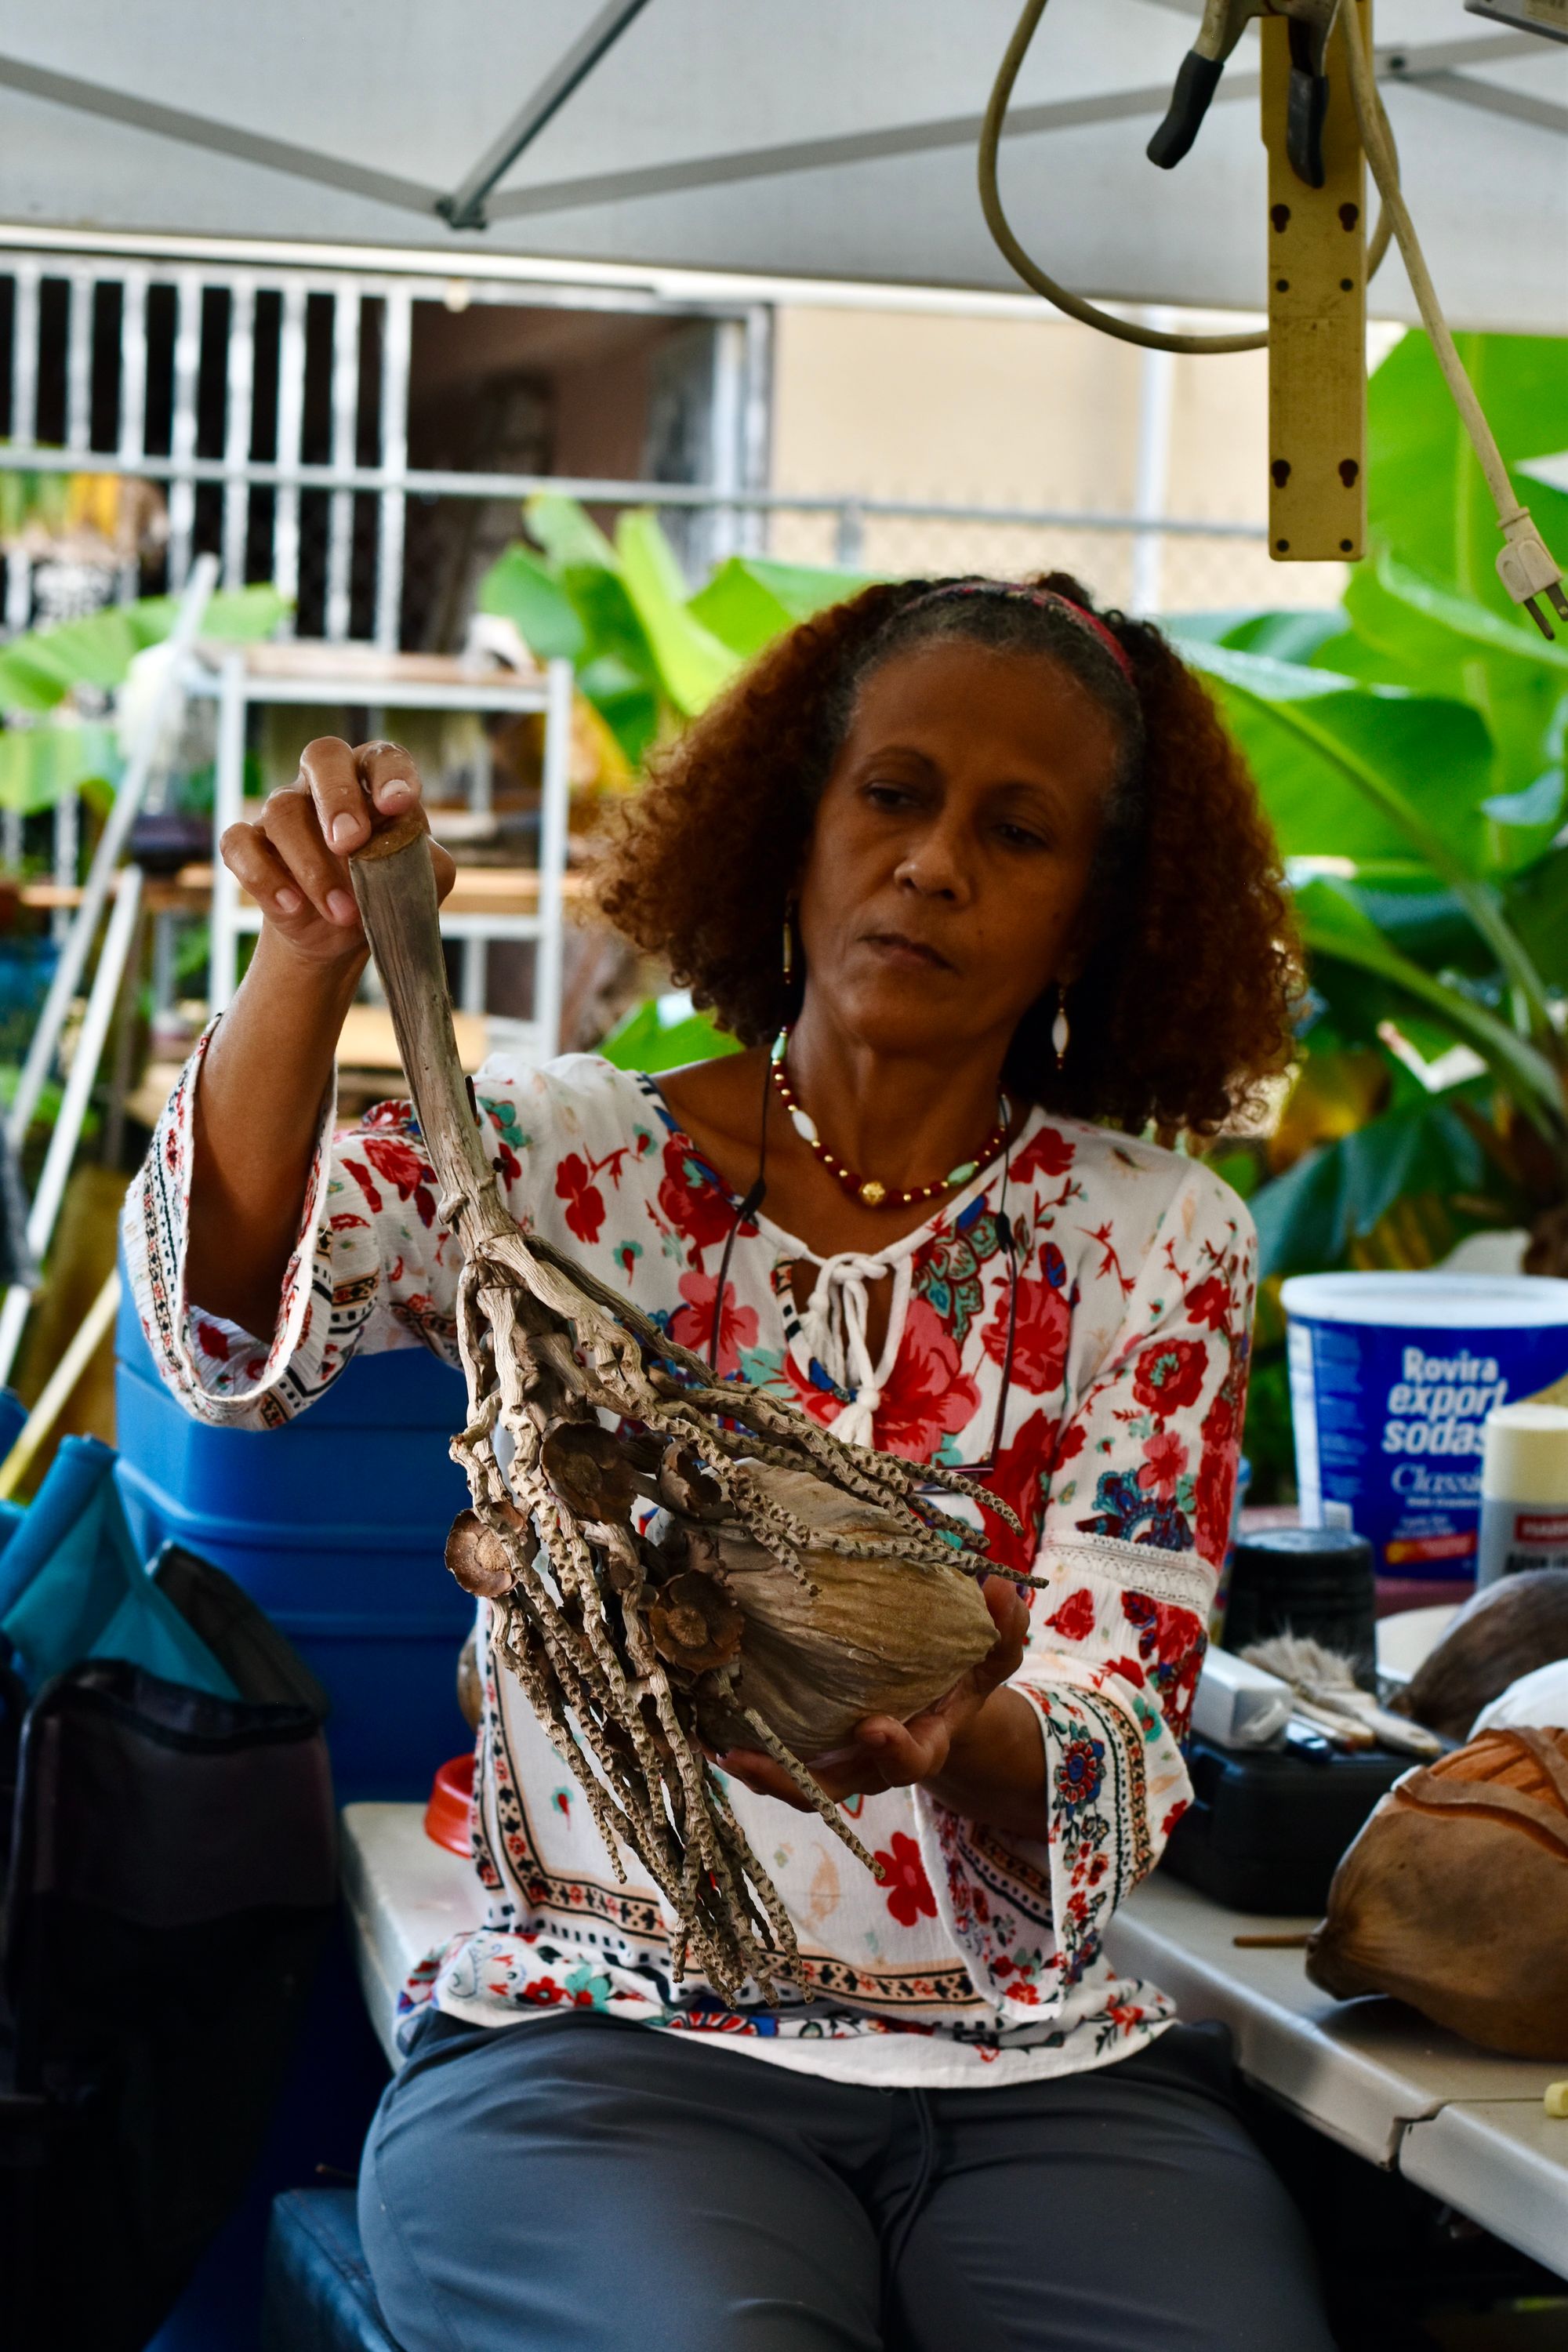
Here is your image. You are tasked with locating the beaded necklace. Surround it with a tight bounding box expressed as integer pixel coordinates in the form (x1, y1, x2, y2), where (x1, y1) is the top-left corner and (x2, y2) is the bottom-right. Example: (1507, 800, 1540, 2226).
(768, 1031, 1010, 1210)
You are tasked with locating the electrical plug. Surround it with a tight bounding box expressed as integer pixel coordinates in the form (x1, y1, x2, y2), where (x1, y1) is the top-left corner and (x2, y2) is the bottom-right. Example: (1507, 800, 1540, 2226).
(1497, 506, 1568, 641)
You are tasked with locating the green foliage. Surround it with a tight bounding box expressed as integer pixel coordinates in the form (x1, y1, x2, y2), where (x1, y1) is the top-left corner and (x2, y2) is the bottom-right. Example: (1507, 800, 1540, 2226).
(597, 992, 742, 1076)
(0, 585, 288, 823)
(477, 501, 866, 765)
(0, 586, 286, 717)
(1203, 331, 1568, 1497)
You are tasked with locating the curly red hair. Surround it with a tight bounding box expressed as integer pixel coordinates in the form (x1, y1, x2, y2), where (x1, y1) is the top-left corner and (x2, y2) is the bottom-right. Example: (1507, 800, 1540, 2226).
(593, 572, 1299, 1138)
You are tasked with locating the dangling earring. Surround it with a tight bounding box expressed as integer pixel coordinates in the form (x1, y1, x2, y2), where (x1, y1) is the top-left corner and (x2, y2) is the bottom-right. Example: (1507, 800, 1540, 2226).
(1051, 985, 1071, 1071)
(782, 902, 797, 986)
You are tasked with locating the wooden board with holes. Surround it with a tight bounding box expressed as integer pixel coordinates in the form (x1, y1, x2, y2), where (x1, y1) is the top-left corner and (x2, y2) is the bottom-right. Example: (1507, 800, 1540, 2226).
(1262, 2, 1369, 564)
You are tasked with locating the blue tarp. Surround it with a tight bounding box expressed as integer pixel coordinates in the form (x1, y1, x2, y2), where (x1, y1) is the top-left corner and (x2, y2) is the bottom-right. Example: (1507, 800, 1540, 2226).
(0, 1431, 238, 1697)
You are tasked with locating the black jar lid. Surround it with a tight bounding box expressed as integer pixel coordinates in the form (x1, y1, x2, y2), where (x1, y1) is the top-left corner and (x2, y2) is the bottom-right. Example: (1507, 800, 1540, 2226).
(1232, 1526, 1374, 1572)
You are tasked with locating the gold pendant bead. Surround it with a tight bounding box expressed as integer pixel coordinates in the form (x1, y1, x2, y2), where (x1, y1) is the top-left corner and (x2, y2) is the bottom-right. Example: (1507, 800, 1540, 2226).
(768, 1031, 1009, 1213)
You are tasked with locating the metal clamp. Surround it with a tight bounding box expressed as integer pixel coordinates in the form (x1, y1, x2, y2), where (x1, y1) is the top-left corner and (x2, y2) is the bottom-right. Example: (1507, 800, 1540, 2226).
(1149, 0, 1343, 187)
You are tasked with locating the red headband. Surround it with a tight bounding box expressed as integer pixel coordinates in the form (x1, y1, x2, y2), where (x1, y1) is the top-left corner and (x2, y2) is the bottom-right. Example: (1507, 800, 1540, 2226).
(907, 579, 1136, 683)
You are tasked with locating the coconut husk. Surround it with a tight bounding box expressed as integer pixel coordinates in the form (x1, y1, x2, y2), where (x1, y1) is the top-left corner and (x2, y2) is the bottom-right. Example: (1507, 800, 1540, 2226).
(350, 815, 1014, 2005)
(1306, 1726, 1568, 2058)
(1395, 1570, 1568, 1744)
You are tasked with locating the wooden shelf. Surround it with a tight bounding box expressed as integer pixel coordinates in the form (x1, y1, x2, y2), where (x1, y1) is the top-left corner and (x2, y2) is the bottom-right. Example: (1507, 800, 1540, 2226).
(193, 639, 546, 692)
(22, 865, 586, 919)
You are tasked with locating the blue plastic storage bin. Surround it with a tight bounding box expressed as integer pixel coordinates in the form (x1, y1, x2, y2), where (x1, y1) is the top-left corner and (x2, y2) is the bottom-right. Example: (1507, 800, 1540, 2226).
(115, 1286, 473, 1802)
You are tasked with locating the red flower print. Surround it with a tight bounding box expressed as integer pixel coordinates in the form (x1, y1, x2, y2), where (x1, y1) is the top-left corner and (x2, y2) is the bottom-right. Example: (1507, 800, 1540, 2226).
(1138, 1430, 1189, 1501)
(666, 1272, 760, 1378)
(873, 1831, 938, 1929)
(1009, 1125, 1076, 1185)
(1104, 1653, 1146, 1689)
(982, 1250, 1070, 1396)
(868, 1296, 982, 1461)
(1120, 1592, 1206, 1740)
(1195, 1442, 1237, 1567)
(1201, 1388, 1236, 1456)
(1046, 1587, 1096, 1644)
(657, 1135, 734, 1253)
(780, 1357, 845, 1430)
(976, 1409, 1077, 1572)
(343, 1131, 440, 1228)
(195, 1319, 230, 1362)
(1054, 1733, 1105, 1811)
(555, 1152, 606, 1246)
(1185, 1274, 1232, 1332)
(1132, 1337, 1207, 1418)
(1161, 1800, 1189, 1839)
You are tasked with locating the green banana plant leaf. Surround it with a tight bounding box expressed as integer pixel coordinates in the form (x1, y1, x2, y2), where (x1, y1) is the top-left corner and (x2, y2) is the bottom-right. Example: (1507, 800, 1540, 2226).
(1295, 878, 1563, 1134)
(0, 585, 288, 717)
(1505, 844, 1568, 996)
(689, 554, 874, 657)
(597, 991, 742, 1075)
(524, 493, 619, 572)
(0, 720, 119, 815)
(1250, 1091, 1494, 1281)
(1367, 330, 1568, 619)
(614, 511, 739, 718)
(477, 544, 586, 662)
(1177, 635, 1553, 1035)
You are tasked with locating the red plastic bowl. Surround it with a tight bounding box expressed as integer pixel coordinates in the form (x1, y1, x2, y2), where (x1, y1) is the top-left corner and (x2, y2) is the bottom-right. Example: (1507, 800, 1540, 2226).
(424, 1751, 475, 1857)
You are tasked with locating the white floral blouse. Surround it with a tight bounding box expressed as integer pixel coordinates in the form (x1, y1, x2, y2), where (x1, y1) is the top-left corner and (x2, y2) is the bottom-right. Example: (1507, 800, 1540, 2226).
(125, 1034, 1255, 2090)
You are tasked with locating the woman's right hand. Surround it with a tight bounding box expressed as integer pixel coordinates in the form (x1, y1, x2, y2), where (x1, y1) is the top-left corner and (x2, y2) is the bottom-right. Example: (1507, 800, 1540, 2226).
(220, 736, 457, 969)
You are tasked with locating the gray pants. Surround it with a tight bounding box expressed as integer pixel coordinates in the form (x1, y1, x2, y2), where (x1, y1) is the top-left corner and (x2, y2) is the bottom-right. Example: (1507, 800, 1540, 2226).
(359, 2011, 1336, 2352)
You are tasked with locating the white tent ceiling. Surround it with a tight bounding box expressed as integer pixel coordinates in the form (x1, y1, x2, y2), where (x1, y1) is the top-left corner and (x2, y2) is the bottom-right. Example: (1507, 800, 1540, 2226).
(0, 0, 1564, 328)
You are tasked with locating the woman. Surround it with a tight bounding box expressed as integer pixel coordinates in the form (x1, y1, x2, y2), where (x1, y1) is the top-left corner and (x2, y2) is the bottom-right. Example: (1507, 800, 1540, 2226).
(125, 573, 1330, 2352)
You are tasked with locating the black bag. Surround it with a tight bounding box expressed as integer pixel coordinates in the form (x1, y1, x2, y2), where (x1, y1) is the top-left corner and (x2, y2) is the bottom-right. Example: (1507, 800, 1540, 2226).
(1163, 1729, 1413, 1915)
(0, 1547, 336, 2351)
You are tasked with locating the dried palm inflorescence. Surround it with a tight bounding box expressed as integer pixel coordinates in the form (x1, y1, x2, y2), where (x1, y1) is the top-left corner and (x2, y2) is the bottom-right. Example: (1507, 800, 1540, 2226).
(350, 816, 1015, 2004)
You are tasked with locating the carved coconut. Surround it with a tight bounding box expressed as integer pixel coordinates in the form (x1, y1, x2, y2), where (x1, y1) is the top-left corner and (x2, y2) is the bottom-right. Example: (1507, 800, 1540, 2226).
(1306, 1725, 1568, 2059)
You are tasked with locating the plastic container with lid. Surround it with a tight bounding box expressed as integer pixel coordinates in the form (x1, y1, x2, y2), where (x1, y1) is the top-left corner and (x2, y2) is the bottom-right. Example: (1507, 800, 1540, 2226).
(1478, 1399, 1568, 1585)
(1221, 1523, 1378, 1687)
(1280, 1272, 1568, 1584)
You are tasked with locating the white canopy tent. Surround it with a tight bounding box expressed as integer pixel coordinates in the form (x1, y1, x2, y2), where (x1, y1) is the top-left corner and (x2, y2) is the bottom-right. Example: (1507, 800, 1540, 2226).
(0, 0, 1564, 330)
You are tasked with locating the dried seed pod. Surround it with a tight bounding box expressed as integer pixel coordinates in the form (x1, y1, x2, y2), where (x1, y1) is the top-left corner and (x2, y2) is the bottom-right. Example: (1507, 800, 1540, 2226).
(445, 1509, 516, 1599)
(540, 1417, 648, 1526)
(648, 1570, 745, 1675)
(1397, 1570, 1568, 1744)
(1307, 1726, 1568, 2057)
(659, 1440, 728, 1523)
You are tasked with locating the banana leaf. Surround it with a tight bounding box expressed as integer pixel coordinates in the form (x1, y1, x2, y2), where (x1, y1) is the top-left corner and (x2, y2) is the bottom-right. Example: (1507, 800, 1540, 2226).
(615, 511, 739, 718)
(690, 554, 873, 657)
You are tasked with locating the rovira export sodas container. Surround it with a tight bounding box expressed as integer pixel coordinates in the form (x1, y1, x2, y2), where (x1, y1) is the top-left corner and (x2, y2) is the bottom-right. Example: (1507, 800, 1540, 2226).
(1280, 1272, 1568, 1583)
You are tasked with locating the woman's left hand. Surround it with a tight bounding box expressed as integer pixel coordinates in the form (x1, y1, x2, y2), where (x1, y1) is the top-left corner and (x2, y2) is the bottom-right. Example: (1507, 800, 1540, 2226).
(717, 1574, 1031, 1810)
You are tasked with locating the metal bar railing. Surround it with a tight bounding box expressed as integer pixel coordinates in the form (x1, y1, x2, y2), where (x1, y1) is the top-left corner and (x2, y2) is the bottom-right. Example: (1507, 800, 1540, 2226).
(0, 442, 1271, 543)
(5, 554, 217, 1148)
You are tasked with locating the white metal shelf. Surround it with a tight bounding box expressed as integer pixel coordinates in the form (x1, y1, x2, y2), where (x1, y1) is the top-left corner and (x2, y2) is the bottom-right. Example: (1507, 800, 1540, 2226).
(187, 640, 575, 1048)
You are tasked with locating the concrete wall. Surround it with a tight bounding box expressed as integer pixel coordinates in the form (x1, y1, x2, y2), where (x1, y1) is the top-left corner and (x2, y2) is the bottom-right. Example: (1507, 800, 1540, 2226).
(767, 303, 1393, 613)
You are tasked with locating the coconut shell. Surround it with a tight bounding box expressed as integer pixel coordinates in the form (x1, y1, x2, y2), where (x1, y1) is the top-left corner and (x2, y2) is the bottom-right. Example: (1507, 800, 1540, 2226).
(1306, 1726, 1568, 2059)
(689, 1466, 998, 1760)
(1399, 1570, 1568, 1743)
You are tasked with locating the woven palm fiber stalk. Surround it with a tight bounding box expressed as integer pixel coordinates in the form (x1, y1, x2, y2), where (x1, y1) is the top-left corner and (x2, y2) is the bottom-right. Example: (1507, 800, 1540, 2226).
(1307, 1725, 1568, 2058)
(349, 813, 1014, 2005)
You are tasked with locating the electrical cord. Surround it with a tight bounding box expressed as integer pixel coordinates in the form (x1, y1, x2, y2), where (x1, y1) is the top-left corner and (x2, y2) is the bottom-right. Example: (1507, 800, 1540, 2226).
(1338, 0, 1567, 635)
(976, 0, 1393, 358)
